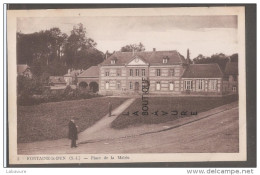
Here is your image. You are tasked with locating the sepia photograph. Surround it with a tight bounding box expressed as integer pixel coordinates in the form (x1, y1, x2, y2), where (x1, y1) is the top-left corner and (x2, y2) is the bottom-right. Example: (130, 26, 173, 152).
(6, 6, 247, 164)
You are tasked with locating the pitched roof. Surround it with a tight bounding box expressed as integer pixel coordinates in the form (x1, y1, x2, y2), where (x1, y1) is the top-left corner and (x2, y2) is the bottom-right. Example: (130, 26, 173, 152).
(100, 50, 187, 66)
(182, 64, 224, 78)
(17, 64, 30, 74)
(225, 62, 238, 75)
(78, 66, 99, 78)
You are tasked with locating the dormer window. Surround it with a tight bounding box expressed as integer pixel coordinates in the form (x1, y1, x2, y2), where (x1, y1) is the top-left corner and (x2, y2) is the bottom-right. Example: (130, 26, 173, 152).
(111, 60, 116, 64)
(163, 56, 169, 64)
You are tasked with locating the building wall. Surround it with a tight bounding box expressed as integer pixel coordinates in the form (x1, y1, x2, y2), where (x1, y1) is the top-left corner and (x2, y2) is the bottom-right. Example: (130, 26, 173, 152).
(99, 65, 187, 95)
(77, 77, 99, 86)
(181, 78, 223, 95)
(99, 63, 238, 96)
(222, 80, 229, 94)
(148, 65, 185, 94)
(227, 75, 238, 93)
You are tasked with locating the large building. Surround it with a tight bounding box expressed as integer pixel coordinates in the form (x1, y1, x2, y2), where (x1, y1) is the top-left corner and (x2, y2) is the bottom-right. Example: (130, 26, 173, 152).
(98, 49, 233, 96)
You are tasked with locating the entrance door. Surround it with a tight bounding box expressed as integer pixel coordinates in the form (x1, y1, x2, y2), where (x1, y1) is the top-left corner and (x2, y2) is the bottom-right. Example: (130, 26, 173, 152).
(135, 82, 139, 92)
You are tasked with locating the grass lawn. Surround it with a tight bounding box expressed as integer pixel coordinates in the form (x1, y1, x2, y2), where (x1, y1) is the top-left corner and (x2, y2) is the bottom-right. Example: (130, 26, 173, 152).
(18, 97, 127, 143)
(111, 95, 238, 129)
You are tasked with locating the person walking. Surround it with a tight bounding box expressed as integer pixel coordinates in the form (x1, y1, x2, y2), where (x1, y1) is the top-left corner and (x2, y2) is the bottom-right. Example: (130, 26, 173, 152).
(68, 119, 78, 148)
(108, 102, 112, 117)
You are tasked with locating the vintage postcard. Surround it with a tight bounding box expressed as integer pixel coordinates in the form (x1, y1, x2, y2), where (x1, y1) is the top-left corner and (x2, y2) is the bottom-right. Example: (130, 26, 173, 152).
(7, 6, 246, 165)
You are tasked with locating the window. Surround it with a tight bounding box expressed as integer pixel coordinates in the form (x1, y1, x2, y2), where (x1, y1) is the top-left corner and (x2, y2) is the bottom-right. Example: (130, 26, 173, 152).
(163, 58, 168, 63)
(105, 71, 109, 76)
(232, 86, 237, 92)
(184, 80, 192, 90)
(105, 81, 109, 90)
(117, 81, 121, 90)
(209, 80, 217, 90)
(130, 69, 133, 76)
(136, 69, 139, 76)
(197, 79, 204, 90)
(117, 69, 121, 76)
(169, 69, 175, 76)
(169, 82, 174, 91)
(142, 69, 146, 76)
(111, 60, 116, 64)
(156, 69, 161, 76)
(129, 82, 133, 89)
(156, 82, 161, 90)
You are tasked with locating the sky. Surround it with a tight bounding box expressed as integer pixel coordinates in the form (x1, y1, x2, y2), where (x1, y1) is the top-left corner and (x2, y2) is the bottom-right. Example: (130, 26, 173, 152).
(17, 15, 238, 58)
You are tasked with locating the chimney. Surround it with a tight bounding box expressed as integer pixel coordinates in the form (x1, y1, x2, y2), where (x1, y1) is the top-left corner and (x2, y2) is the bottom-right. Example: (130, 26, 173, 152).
(187, 49, 190, 60)
(153, 48, 156, 52)
(68, 69, 71, 74)
(187, 48, 191, 64)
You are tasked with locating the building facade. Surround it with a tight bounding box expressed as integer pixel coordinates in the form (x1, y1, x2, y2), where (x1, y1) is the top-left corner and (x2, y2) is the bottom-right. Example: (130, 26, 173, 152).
(224, 62, 238, 94)
(98, 50, 235, 96)
(181, 64, 224, 95)
(77, 66, 99, 92)
(99, 50, 190, 95)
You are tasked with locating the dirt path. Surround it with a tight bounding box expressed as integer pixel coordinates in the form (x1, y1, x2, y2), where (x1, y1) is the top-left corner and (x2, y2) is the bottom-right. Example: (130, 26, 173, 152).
(18, 98, 136, 154)
(66, 106, 239, 154)
(78, 98, 136, 141)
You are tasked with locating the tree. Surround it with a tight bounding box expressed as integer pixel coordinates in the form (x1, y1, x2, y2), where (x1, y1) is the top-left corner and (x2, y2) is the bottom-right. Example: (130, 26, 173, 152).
(17, 23, 105, 80)
(230, 53, 238, 62)
(17, 28, 69, 79)
(193, 53, 230, 71)
(17, 75, 43, 96)
(17, 28, 68, 67)
(120, 42, 145, 52)
(75, 47, 104, 69)
(64, 23, 102, 69)
(47, 28, 68, 62)
(17, 23, 105, 77)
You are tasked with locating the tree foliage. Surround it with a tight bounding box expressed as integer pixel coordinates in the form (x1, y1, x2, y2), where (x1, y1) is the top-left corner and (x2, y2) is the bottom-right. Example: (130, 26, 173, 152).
(64, 23, 103, 68)
(230, 53, 238, 62)
(120, 42, 145, 52)
(17, 76, 43, 96)
(193, 53, 238, 71)
(17, 23, 104, 78)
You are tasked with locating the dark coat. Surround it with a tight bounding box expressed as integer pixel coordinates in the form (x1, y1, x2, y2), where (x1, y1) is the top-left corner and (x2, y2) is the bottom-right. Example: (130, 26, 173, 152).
(68, 121, 78, 140)
(108, 103, 112, 112)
